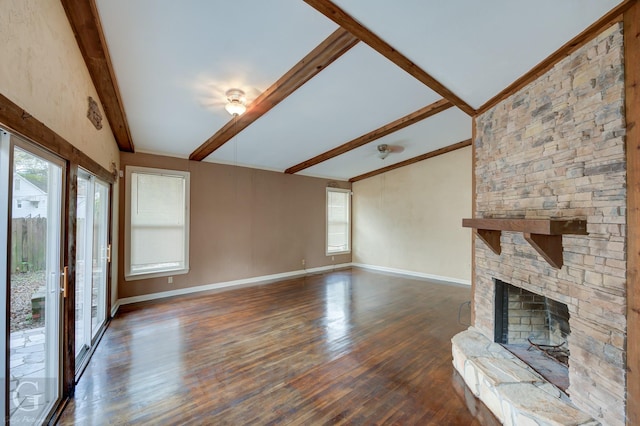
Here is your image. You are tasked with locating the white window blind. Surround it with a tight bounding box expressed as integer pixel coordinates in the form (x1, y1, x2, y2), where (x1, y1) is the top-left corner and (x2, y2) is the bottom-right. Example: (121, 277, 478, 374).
(125, 166, 189, 279)
(327, 188, 350, 254)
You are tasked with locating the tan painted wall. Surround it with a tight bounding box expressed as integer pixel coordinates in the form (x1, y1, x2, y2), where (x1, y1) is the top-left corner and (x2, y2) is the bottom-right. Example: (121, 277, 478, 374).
(352, 146, 472, 283)
(1, 0, 121, 306)
(0, 0, 120, 173)
(118, 152, 352, 299)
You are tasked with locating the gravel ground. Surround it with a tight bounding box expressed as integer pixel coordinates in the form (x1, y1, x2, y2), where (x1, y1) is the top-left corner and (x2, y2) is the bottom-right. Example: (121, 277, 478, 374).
(11, 271, 46, 332)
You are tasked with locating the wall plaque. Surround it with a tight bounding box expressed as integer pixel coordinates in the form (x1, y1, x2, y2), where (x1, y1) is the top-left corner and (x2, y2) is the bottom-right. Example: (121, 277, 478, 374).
(87, 96, 103, 130)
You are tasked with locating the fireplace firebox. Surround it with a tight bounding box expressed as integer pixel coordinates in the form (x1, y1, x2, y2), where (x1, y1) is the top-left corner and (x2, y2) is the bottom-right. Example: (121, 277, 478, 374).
(494, 279, 570, 391)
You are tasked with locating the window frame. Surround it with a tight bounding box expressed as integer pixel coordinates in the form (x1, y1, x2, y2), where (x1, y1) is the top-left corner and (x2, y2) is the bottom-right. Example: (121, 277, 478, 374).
(326, 187, 351, 256)
(124, 165, 190, 280)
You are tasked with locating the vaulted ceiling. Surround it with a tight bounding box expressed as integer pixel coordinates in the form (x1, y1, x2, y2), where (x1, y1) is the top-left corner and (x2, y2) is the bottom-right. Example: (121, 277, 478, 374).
(63, 0, 627, 181)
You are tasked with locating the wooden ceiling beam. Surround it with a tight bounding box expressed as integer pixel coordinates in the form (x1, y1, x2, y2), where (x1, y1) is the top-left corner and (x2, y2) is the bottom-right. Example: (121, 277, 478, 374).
(189, 28, 358, 161)
(477, 0, 637, 115)
(285, 98, 453, 174)
(349, 138, 471, 183)
(61, 0, 134, 152)
(304, 0, 476, 116)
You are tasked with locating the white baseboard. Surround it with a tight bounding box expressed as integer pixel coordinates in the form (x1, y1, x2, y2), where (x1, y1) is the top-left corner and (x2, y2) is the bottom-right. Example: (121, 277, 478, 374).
(117, 263, 352, 306)
(351, 263, 471, 286)
(115, 262, 468, 307)
(110, 301, 120, 317)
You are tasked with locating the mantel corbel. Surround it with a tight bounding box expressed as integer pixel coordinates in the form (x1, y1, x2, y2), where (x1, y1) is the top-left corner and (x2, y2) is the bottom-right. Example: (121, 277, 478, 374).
(462, 218, 588, 269)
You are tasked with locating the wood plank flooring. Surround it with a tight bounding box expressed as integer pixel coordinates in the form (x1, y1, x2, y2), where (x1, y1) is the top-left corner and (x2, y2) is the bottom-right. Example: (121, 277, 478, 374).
(56, 268, 498, 425)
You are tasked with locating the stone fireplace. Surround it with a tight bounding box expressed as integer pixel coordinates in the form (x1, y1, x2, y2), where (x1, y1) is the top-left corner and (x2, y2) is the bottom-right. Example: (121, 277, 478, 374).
(453, 23, 627, 426)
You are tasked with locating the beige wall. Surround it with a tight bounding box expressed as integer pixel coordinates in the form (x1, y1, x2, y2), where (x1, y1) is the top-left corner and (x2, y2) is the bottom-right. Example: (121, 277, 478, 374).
(0, 0, 120, 172)
(118, 152, 352, 299)
(352, 146, 472, 283)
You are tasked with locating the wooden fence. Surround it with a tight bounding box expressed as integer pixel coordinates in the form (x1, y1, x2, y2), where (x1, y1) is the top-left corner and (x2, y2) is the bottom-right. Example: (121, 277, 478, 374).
(11, 217, 46, 272)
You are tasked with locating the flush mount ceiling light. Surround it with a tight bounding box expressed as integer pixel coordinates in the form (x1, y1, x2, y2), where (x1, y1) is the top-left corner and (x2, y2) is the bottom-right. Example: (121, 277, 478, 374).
(224, 88, 247, 116)
(377, 144, 391, 160)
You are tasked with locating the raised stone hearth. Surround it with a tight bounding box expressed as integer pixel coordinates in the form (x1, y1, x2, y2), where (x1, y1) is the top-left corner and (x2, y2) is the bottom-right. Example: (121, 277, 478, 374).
(452, 328, 598, 426)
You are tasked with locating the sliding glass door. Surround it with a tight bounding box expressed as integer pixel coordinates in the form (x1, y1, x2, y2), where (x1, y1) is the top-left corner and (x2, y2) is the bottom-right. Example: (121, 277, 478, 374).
(2, 130, 65, 424)
(74, 170, 109, 370)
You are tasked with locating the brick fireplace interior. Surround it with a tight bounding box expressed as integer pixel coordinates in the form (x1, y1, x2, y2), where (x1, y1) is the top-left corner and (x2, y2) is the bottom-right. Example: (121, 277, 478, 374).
(459, 22, 628, 426)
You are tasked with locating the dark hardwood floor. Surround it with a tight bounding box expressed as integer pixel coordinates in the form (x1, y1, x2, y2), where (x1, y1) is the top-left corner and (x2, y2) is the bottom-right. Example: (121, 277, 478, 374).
(57, 268, 498, 425)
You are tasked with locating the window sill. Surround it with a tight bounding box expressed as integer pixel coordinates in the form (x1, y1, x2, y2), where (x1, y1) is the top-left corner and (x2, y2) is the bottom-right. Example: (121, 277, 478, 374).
(124, 268, 189, 281)
(327, 251, 350, 256)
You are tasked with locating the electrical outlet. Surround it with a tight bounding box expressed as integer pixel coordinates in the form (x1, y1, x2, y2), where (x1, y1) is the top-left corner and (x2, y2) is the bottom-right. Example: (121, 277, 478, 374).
(331, 256, 335, 261)
(168, 276, 173, 284)
(302, 259, 306, 267)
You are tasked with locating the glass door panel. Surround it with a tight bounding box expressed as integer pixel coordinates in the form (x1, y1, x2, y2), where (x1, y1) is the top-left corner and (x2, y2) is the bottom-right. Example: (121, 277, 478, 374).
(75, 171, 109, 371)
(91, 179, 108, 338)
(74, 175, 89, 360)
(8, 140, 64, 424)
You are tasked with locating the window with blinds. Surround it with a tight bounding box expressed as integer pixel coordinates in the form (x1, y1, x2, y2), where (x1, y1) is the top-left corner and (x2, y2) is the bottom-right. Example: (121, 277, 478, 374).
(326, 187, 351, 255)
(125, 166, 190, 279)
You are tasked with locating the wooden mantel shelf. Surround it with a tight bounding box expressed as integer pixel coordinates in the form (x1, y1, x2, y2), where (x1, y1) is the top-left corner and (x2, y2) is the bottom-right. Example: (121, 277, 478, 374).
(462, 218, 588, 269)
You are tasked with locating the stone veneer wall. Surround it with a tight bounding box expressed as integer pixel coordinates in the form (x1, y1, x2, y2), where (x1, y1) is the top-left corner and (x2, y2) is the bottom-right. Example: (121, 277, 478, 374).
(473, 23, 626, 425)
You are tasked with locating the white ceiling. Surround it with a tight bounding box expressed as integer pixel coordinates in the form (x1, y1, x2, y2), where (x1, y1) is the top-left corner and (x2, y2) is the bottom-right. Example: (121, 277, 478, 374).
(94, 0, 623, 181)
(333, 0, 622, 109)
